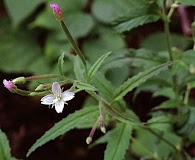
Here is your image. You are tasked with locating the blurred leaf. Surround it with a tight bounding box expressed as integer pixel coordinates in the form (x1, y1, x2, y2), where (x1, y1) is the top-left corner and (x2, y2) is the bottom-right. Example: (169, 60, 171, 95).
(88, 52, 111, 81)
(114, 4, 160, 33)
(92, 0, 148, 24)
(0, 129, 12, 160)
(0, 30, 45, 73)
(4, 0, 43, 27)
(174, 107, 195, 136)
(44, 32, 71, 62)
(31, 7, 94, 38)
(155, 99, 181, 109)
(92, 73, 115, 102)
(113, 61, 173, 101)
(49, 0, 88, 13)
(83, 27, 126, 63)
(182, 50, 195, 65)
(65, 13, 95, 39)
(141, 32, 191, 52)
(27, 105, 99, 157)
(147, 115, 173, 132)
(153, 87, 175, 99)
(131, 128, 179, 158)
(104, 123, 133, 160)
(105, 65, 129, 87)
(178, 0, 195, 6)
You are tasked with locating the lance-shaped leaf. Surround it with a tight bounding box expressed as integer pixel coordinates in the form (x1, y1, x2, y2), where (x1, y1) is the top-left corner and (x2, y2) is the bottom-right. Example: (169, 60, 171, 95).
(88, 51, 111, 81)
(0, 129, 12, 160)
(113, 61, 173, 101)
(27, 106, 99, 157)
(58, 52, 65, 76)
(104, 123, 133, 160)
(75, 81, 97, 91)
(74, 55, 85, 82)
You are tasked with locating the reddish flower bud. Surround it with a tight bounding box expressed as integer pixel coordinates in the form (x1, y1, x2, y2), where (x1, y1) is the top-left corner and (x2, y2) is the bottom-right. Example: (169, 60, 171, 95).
(50, 3, 64, 21)
(3, 79, 16, 92)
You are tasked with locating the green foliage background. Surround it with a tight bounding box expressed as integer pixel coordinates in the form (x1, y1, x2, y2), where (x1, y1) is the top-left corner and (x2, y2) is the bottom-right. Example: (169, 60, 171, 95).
(1, 0, 195, 160)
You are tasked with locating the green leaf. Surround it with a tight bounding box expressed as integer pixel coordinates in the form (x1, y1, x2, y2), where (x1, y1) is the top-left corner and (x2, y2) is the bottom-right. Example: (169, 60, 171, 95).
(92, 73, 115, 102)
(88, 52, 111, 81)
(141, 32, 191, 52)
(58, 52, 66, 76)
(147, 115, 173, 132)
(0, 129, 12, 160)
(74, 56, 85, 82)
(92, 0, 148, 24)
(178, 0, 195, 6)
(27, 106, 99, 156)
(155, 99, 181, 109)
(115, 14, 159, 33)
(65, 13, 95, 39)
(152, 87, 175, 99)
(113, 61, 173, 101)
(131, 127, 179, 158)
(0, 30, 43, 73)
(104, 123, 133, 160)
(174, 107, 195, 136)
(113, 3, 160, 32)
(75, 82, 97, 92)
(83, 27, 126, 63)
(4, 0, 43, 27)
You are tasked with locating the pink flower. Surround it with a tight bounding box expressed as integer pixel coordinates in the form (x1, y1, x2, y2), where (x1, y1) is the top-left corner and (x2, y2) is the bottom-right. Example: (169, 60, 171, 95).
(3, 79, 16, 91)
(50, 3, 64, 21)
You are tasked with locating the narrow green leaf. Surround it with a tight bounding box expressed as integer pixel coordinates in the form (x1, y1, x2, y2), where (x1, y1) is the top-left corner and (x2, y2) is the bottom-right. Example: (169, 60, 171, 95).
(88, 52, 111, 81)
(27, 106, 99, 156)
(0, 129, 12, 160)
(58, 52, 65, 76)
(113, 61, 173, 101)
(75, 82, 97, 91)
(178, 0, 195, 6)
(104, 123, 133, 160)
(74, 56, 85, 82)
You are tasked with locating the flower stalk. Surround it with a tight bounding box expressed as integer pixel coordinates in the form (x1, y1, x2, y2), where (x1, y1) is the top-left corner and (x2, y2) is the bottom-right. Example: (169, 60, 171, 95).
(50, 3, 87, 73)
(162, 0, 179, 98)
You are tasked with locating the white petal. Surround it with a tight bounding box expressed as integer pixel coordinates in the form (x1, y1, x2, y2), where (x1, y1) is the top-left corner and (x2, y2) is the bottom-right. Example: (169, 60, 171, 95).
(62, 91, 75, 102)
(41, 94, 55, 105)
(52, 82, 62, 95)
(55, 100, 64, 113)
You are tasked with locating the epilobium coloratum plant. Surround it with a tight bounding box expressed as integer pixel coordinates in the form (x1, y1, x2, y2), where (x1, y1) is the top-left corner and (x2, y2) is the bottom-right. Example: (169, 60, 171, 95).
(1, 0, 195, 159)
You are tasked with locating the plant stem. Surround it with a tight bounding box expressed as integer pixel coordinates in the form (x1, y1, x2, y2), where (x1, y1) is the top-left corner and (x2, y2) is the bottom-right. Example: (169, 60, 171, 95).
(162, 0, 178, 97)
(60, 21, 87, 70)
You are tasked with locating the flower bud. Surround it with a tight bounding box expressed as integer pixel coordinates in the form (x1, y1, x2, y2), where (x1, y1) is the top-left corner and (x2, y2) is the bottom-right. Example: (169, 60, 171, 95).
(100, 126, 106, 134)
(12, 77, 26, 84)
(86, 137, 92, 144)
(3, 79, 16, 92)
(50, 3, 64, 21)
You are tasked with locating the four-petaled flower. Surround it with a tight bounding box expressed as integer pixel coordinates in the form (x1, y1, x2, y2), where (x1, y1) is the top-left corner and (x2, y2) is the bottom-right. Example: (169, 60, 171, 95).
(41, 82, 75, 113)
(50, 3, 64, 21)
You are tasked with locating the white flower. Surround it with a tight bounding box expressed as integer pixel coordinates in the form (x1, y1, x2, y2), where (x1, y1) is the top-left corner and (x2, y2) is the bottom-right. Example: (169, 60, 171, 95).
(41, 82, 75, 113)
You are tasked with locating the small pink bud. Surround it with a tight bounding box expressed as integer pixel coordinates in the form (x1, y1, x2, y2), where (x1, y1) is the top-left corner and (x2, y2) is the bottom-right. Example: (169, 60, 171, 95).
(3, 79, 16, 91)
(50, 3, 64, 21)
